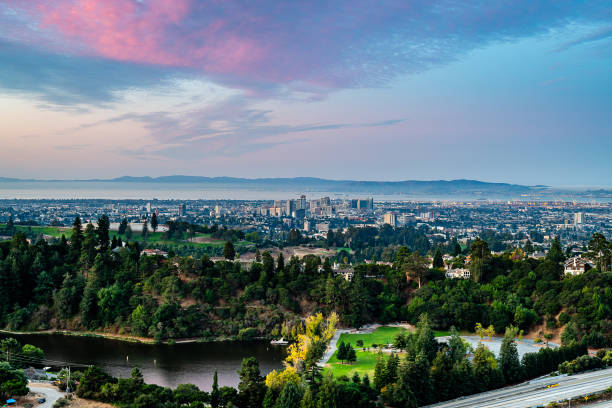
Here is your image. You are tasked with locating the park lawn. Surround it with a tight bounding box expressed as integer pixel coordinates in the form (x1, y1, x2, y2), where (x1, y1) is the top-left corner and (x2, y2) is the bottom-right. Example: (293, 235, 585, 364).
(338, 326, 408, 348)
(326, 350, 380, 378)
(12, 225, 72, 238)
(326, 326, 451, 378)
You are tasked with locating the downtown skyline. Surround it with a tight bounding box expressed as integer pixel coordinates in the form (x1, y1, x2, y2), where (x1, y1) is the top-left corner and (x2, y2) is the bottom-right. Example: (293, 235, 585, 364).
(1, 1, 611, 186)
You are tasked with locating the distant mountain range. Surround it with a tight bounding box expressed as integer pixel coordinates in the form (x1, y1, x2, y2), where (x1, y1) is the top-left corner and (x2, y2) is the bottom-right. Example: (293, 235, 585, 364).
(0, 175, 609, 198)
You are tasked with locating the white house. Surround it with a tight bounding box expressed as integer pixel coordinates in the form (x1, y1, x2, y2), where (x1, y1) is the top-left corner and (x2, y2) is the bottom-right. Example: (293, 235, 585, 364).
(445, 268, 470, 279)
(563, 256, 592, 276)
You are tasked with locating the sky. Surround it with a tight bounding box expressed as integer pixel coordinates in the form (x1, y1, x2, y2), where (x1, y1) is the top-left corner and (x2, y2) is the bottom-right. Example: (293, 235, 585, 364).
(0, 1, 611, 186)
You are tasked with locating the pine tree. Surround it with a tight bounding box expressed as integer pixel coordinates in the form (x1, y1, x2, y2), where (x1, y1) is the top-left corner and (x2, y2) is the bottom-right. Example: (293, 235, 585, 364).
(97, 214, 110, 251)
(142, 220, 148, 239)
(276, 252, 285, 273)
(347, 346, 357, 364)
(316, 373, 338, 408)
(406, 352, 432, 406)
(277, 382, 303, 408)
(499, 330, 523, 384)
(337, 341, 347, 363)
(373, 352, 386, 391)
(211, 369, 220, 408)
(433, 248, 444, 268)
(151, 213, 158, 232)
(224, 241, 236, 260)
(384, 353, 399, 386)
(118, 218, 128, 235)
(430, 350, 453, 402)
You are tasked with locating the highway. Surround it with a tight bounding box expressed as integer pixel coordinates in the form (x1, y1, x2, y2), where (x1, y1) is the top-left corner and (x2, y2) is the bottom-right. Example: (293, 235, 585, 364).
(425, 367, 612, 408)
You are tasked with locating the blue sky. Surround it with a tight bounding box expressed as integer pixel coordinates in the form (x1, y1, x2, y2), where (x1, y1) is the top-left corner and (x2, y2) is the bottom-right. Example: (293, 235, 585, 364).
(0, 1, 610, 186)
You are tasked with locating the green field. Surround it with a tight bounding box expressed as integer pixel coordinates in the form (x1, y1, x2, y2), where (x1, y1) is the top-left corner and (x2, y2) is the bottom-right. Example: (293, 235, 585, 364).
(325, 326, 450, 378)
(1, 224, 252, 250)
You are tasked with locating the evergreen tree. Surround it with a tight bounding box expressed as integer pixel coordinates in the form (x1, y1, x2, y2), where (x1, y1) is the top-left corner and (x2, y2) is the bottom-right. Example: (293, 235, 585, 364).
(406, 352, 432, 406)
(351, 372, 361, 384)
(430, 350, 454, 402)
(97, 214, 110, 251)
(547, 237, 565, 265)
(499, 330, 523, 384)
(142, 220, 148, 239)
(276, 252, 285, 273)
(388, 357, 418, 408)
(384, 353, 399, 387)
(71, 216, 84, 254)
(237, 357, 266, 408)
(5, 216, 14, 235)
(433, 248, 444, 268)
(337, 341, 347, 363)
(452, 241, 462, 257)
(301, 387, 316, 408)
(277, 382, 303, 408)
(347, 346, 357, 364)
(316, 373, 338, 408)
(211, 369, 220, 408)
(118, 218, 128, 235)
(151, 213, 158, 232)
(224, 241, 236, 260)
(373, 352, 386, 391)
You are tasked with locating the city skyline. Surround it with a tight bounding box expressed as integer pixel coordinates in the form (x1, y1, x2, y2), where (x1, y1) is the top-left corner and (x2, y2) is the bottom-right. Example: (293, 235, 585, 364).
(1, 1, 611, 186)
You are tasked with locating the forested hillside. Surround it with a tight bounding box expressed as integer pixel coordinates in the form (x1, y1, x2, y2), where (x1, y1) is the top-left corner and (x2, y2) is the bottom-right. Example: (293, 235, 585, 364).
(0, 216, 611, 348)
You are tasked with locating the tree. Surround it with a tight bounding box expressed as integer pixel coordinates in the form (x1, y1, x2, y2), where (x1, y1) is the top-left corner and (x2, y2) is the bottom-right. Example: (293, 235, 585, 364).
(211, 369, 220, 408)
(71, 216, 84, 254)
(433, 248, 444, 269)
(472, 343, 503, 392)
(347, 346, 356, 364)
(276, 253, 285, 273)
(588, 233, 610, 271)
(142, 220, 149, 239)
(403, 252, 429, 288)
(5, 216, 14, 235)
(499, 330, 523, 384)
(277, 382, 303, 408)
(547, 237, 565, 265)
(97, 214, 110, 251)
(125, 225, 133, 240)
(151, 213, 158, 232)
(452, 241, 462, 257)
(475, 323, 485, 340)
(405, 352, 432, 406)
(373, 352, 386, 391)
(0, 338, 21, 366)
(118, 218, 128, 235)
(237, 357, 266, 408)
(224, 241, 236, 261)
(316, 372, 338, 408)
(470, 238, 491, 282)
(337, 341, 347, 363)
(430, 350, 453, 402)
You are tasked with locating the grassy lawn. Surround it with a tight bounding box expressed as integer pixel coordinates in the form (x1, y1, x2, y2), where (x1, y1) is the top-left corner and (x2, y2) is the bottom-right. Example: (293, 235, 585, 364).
(326, 350, 380, 378)
(326, 326, 450, 378)
(338, 326, 408, 348)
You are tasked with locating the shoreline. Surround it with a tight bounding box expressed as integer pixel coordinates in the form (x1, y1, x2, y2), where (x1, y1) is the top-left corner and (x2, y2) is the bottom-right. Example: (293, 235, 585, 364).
(0, 329, 264, 345)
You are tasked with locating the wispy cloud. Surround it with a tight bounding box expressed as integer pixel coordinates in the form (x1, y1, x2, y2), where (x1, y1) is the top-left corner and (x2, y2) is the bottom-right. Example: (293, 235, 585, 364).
(1, 1, 610, 104)
(553, 26, 612, 52)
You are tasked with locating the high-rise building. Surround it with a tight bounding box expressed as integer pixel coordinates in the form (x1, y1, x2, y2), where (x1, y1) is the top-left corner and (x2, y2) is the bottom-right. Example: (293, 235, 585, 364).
(298, 195, 307, 210)
(145, 202, 151, 213)
(358, 198, 373, 211)
(574, 212, 584, 225)
(384, 212, 397, 226)
(321, 196, 331, 206)
(178, 203, 185, 217)
(286, 199, 296, 216)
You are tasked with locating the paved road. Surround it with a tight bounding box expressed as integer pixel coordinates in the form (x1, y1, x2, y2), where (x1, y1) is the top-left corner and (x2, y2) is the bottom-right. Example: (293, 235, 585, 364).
(28, 383, 66, 408)
(425, 367, 612, 408)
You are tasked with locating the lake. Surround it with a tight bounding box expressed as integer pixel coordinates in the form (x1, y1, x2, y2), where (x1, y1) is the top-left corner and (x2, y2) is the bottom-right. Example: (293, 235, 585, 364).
(0, 333, 286, 391)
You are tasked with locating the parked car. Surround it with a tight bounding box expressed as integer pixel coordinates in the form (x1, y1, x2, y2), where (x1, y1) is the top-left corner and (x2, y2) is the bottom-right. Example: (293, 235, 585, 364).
(38, 398, 46, 404)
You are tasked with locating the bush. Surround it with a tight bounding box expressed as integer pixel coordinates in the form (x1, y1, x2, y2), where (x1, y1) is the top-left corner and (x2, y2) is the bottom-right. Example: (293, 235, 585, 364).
(238, 328, 258, 341)
(558, 355, 604, 374)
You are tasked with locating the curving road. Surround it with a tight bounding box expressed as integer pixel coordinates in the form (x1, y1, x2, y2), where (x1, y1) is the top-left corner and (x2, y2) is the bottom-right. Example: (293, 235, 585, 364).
(28, 383, 66, 408)
(425, 367, 612, 408)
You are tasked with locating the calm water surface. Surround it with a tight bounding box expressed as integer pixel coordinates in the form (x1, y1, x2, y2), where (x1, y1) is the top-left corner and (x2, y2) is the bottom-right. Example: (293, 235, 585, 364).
(0, 333, 285, 391)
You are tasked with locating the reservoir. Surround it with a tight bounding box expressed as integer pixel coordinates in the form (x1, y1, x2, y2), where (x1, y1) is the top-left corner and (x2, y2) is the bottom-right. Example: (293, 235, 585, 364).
(0, 333, 286, 391)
